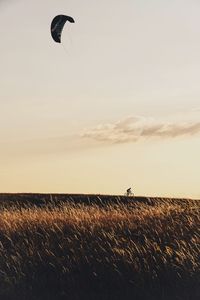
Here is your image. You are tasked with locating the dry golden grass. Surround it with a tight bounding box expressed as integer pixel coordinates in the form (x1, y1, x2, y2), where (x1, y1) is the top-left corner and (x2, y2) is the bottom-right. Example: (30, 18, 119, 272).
(0, 195, 199, 300)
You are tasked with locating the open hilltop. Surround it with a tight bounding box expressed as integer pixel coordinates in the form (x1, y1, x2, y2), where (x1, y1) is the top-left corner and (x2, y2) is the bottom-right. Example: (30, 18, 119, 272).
(0, 193, 199, 300)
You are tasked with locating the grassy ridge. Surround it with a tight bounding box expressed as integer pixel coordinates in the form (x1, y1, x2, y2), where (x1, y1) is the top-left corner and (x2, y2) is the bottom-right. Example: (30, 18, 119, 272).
(0, 194, 199, 300)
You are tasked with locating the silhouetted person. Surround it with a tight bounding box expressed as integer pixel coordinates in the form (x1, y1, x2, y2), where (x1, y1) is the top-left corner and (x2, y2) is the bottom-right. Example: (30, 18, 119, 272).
(126, 187, 132, 196)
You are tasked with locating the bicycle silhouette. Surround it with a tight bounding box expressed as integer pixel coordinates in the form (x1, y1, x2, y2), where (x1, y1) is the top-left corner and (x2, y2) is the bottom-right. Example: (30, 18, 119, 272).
(124, 188, 134, 197)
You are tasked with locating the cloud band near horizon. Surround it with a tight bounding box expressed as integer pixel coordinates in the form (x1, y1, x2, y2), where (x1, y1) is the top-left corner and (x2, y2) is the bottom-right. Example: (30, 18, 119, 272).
(81, 116, 200, 144)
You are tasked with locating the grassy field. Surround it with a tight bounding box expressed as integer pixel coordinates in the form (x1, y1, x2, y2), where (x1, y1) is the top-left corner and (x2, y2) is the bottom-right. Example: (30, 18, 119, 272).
(0, 194, 199, 300)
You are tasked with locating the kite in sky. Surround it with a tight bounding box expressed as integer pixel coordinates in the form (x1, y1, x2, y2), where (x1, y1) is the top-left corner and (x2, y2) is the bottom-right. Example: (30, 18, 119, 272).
(51, 15, 75, 43)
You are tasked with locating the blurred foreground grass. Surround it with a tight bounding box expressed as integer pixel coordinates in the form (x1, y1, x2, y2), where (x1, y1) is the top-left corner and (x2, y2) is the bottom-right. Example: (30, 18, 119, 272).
(0, 194, 199, 300)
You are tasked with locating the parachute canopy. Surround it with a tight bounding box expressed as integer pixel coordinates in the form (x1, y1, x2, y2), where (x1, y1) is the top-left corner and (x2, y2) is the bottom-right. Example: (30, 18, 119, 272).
(51, 15, 75, 43)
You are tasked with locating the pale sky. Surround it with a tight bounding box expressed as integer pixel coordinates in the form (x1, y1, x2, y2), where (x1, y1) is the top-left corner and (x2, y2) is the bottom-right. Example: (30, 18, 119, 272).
(0, 0, 200, 198)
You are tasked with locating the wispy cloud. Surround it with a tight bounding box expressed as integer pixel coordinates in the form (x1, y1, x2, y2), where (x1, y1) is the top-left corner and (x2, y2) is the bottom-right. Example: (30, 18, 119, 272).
(81, 116, 200, 144)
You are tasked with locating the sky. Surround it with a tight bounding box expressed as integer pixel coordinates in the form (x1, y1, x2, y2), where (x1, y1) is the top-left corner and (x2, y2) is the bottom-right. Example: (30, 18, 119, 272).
(0, 0, 200, 198)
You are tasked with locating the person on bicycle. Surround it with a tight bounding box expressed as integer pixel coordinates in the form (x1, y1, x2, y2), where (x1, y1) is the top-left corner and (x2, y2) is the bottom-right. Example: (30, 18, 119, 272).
(127, 187, 132, 196)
